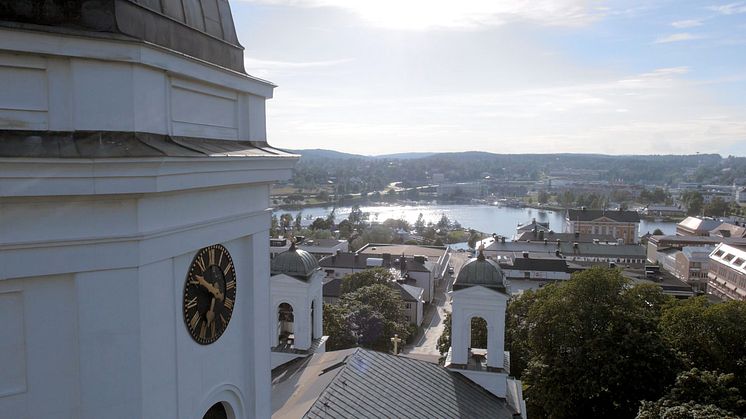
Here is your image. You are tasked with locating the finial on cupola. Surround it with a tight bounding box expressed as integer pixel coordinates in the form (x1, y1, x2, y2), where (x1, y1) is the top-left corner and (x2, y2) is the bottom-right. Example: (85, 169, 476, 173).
(477, 243, 486, 261)
(288, 234, 297, 252)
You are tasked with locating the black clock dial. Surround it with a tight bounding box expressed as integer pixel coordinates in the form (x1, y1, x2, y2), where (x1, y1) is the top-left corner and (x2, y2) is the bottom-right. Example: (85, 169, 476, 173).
(183, 244, 237, 345)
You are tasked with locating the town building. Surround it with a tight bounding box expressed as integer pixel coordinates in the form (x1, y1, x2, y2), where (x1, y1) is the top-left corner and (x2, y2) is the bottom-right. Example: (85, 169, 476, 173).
(515, 218, 550, 235)
(0, 2, 295, 418)
(565, 208, 640, 244)
(322, 276, 425, 326)
(495, 252, 571, 281)
(478, 236, 647, 267)
(319, 251, 437, 303)
(270, 237, 348, 260)
(437, 181, 485, 197)
(709, 222, 746, 239)
(677, 216, 721, 236)
(653, 246, 713, 293)
(358, 243, 452, 280)
(270, 243, 326, 369)
(646, 234, 746, 264)
(737, 186, 746, 207)
(707, 243, 746, 301)
(514, 230, 616, 244)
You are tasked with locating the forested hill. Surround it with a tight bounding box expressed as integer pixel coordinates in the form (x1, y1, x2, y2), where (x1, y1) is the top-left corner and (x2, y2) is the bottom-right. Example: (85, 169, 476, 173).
(287, 150, 746, 193)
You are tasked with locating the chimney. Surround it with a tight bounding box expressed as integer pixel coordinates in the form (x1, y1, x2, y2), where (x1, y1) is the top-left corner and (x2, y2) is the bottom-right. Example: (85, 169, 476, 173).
(501, 236, 506, 243)
(544, 239, 548, 245)
(574, 232, 580, 239)
(522, 251, 529, 259)
(382, 253, 392, 267)
(555, 250, 561, 257)
(556, 239, 561, 246)
(538, 230, 545, 240)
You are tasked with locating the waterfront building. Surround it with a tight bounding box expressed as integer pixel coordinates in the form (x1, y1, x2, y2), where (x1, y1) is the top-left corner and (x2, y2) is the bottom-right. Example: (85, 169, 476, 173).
(515, 218, 550, 235)
(642, 205, 686, 218)
(437, 181, 485, 198)
(565, 208, 640, 244)
(710, 222, 746, 239)
(707, 243, 746, 301)
(270, 243, 326, 369)
(0, 2, 296, 418)
(358, 243, 452, 280)
(737, 186, 746, 207)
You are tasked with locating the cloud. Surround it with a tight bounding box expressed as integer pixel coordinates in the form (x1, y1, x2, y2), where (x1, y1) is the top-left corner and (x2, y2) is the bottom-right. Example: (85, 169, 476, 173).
(265, 66, 746, 155)
(244, 57, 352, 69)
(240, 0, 602, 30)
(671, 19, 702, 28)
(709, 2, 746, 15)
(654, 32, 705, 43)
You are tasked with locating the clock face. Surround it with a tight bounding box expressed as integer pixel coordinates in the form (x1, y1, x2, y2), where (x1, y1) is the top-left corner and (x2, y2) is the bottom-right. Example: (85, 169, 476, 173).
(183, 244, 237, 345)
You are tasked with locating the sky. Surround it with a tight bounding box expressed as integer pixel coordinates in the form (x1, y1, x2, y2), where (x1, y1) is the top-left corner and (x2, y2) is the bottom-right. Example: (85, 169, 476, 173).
(230, 0, 746, 156)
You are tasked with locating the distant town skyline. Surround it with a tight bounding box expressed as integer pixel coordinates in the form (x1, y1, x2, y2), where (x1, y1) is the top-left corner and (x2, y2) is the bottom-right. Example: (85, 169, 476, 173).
(232, 1, 746, 156)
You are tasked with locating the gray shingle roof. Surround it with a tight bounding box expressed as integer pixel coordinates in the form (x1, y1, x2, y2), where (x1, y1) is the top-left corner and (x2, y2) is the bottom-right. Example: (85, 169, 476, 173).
(302, 349, 515, 419)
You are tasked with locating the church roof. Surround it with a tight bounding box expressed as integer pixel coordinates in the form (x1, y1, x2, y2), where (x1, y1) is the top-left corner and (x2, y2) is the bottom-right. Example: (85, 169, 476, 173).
(0, 0, 245, 72)
(271, 243, 320, 280)
(280, 348, 515, 419)
(453, 251, 508, 293)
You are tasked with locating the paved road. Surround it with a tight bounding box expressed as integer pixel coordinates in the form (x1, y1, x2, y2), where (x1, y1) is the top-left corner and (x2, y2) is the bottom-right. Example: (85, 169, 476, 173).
(403, 252, 470, 361)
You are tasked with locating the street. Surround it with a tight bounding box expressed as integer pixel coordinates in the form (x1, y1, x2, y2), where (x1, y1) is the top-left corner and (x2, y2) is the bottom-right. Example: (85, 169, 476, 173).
(403, 251, 470, 362)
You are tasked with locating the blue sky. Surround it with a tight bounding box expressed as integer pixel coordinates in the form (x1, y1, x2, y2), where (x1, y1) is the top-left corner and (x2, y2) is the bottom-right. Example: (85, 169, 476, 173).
(230, 0, 746, 156)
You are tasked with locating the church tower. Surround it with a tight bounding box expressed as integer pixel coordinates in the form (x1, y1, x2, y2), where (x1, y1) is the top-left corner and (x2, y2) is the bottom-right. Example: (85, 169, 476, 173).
(446, 250, 515, 399)
(269, 242, 326, 369)
(0, 2, 296, 418)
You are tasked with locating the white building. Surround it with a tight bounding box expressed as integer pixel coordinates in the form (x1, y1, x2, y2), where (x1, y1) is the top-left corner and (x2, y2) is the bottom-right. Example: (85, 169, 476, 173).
(269, 244, 326, 369)
(0, 3, 296, 419)
(707, 243, 746, 301)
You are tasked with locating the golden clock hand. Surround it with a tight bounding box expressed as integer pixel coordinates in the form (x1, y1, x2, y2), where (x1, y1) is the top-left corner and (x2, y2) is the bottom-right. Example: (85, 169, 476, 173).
(206, 298, 216, 326)
(196, 275, 224, 301)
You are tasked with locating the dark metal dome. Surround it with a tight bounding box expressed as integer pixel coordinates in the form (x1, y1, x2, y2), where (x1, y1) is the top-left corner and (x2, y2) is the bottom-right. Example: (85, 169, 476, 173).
(453, 250, 507, 293)
(271, 242, 320, 280)
(0, 0, 245, 72)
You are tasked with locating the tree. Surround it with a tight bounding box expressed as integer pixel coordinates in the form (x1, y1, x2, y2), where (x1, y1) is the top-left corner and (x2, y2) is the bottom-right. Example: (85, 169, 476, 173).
(339, 268, 398, 295)
(512, 268, 678, 418)
(270, 214, 279, 237)
(660, 297, 746, 389)
(653, 228, 664, 235)
(681, 191, 704, 216)
(705, 197, 729, 217)
(310, 217, 330, 231)
(414, 213, 425, 234)
(341, 284, 410, 351)
(294, 212, 303, 231)
(323, 303, 357, 351)
(637, 369, 745, 418)
(538, 190, 549, 204)
(467, 230, 481, 249)
(437, 214, 450, 229)
(279, 213, 293, 232)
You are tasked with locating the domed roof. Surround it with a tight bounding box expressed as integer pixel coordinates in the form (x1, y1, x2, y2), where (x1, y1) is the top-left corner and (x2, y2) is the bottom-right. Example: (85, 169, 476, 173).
(271, 242, 320, 280)
(0, 0, 245, 72)
(453, 250, 507, 293)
